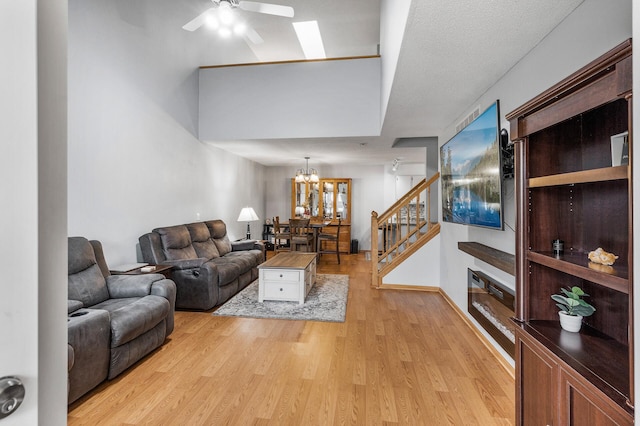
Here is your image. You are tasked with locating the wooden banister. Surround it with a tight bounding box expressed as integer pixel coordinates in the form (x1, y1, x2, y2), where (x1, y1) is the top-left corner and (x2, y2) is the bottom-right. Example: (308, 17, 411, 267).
(371, 172, 440, 288)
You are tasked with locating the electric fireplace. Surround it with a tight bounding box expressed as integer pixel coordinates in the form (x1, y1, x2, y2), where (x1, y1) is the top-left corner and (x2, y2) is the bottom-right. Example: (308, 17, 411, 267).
(467, 268, 515, 357)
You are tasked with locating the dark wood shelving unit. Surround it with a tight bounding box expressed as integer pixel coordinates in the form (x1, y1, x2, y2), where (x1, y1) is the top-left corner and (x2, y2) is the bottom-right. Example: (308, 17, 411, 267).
(527, 251, 629, 293)
(457, 241, 515, 276)
(520, 321, 631, 414)
(507, 39, 634, 426)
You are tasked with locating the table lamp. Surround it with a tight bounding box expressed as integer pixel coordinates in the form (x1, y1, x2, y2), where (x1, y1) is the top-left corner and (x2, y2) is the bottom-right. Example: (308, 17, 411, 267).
(237, 207, 259, 239)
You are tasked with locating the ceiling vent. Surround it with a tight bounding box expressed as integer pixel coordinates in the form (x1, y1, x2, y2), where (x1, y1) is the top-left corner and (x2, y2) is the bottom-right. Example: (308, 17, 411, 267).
(455, 106, 480, 133)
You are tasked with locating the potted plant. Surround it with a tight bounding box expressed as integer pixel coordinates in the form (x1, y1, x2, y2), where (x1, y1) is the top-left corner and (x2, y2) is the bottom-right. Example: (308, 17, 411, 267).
(551, 286, 596, 332)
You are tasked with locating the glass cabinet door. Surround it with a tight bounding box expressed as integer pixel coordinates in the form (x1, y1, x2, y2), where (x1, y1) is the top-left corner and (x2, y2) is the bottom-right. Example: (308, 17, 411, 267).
(336, 181, 348, 221)
(322, 181, 334, 219)
(309, 182, 319, 217)
(292, 180, 320, 218)
(295, 182, 307, 214)
(319, 179, 350, 223)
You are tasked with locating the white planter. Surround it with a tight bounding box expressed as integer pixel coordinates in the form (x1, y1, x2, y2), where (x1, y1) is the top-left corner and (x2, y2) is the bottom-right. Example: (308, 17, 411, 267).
(559, 311, 583, 332)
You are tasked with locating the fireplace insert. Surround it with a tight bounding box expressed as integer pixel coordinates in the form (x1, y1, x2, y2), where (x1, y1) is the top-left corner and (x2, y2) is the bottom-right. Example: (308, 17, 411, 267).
(467, 268, 515, 357)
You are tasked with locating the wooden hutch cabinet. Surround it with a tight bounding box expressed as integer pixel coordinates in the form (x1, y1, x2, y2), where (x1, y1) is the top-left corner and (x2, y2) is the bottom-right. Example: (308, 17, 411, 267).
(292, 179, 321, 218)
(291, 178, 352, 253)
(506, 39, 633, 425)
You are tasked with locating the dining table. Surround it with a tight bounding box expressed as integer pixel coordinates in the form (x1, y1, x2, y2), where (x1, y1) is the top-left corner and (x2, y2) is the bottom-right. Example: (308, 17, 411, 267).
(280, 218, 331, 253)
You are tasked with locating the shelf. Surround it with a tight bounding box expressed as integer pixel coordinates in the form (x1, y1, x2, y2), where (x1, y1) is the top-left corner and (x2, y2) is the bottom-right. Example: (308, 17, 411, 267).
(520, 321, 632, 414)
(527, 251, 629, 294)
(458, 242, 515, 276)
(528, 165, 628, 188)
(509, 39, 633, 424)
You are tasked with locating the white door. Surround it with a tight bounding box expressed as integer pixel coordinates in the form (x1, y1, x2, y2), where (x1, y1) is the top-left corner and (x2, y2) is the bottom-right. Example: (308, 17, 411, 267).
(0, 1, 67, 425)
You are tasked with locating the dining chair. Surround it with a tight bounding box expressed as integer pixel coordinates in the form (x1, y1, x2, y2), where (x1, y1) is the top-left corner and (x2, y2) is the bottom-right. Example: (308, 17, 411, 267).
(288, 218, 314, 252)
(273, 216, 290, 253)
(317, 218, 341, 263)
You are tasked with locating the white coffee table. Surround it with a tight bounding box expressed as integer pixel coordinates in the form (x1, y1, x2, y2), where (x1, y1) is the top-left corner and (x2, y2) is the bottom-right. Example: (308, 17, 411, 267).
(258, 252, 317, 304)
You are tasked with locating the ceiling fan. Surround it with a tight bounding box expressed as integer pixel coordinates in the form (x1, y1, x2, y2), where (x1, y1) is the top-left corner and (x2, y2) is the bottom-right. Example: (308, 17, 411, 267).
(182, 0, 294, 44)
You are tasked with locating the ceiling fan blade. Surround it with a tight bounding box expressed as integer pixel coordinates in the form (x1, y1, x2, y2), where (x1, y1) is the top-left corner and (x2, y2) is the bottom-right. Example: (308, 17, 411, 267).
(182, 8, 215, 31)
(244, 26, 264, 44)
(238, 1, 294, 18)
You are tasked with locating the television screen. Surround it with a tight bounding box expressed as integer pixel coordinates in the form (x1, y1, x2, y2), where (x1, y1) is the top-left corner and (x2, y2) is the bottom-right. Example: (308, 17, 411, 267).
(440, 101, 503, 229)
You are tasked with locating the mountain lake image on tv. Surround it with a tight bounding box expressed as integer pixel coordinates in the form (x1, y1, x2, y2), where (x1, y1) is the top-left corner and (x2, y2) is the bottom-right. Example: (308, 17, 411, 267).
(440, 101, 503, 229)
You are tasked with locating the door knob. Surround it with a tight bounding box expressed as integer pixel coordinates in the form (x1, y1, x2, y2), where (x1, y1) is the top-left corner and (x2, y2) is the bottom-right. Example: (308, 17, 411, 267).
(0, 377, 25, 419)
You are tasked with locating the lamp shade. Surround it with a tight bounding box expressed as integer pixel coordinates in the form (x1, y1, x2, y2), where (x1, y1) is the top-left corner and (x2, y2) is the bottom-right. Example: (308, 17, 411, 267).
(237, 207, 259, 222)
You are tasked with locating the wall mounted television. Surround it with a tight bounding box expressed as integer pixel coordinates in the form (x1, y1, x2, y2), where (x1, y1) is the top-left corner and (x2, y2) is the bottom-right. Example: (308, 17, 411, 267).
(440, 100, 503, 230)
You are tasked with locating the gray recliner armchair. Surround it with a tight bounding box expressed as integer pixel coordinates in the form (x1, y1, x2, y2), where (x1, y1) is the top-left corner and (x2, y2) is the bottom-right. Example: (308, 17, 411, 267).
(67, 237, 176, 404)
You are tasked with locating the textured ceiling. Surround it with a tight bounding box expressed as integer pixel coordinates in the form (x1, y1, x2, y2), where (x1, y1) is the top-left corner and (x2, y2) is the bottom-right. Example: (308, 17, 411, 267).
(148, 0, 586, 167)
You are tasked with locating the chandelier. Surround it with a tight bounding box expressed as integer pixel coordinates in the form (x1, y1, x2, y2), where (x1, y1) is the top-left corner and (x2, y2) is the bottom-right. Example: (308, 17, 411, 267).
(295, 157, 319, 183)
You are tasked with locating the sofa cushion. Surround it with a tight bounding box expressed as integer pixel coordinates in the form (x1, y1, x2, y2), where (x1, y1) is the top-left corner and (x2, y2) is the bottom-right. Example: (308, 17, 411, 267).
(205, 220, 233, 256)
(68, 237, 110, 306)
(213, 235, 232, 256)
(223, 251, 258, 273)
(186, 222, 220, 259)
(207, 258, 242, 286)
(240, 249, 264, 266)
(154, 225, 197, 260)
(92, 296, 170, 347)
(68, 300, 84, 314)
(206, 219, 227, 239)
(69, 236, 98, 274)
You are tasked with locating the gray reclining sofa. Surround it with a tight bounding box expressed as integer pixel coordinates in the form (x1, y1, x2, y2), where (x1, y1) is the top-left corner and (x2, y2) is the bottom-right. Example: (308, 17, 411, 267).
(139, 220, 265, 310)
(67, 237, 176, 404)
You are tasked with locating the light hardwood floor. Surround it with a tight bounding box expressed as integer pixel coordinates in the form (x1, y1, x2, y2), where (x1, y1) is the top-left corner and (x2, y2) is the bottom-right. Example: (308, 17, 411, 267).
(68, 253, 515, 425)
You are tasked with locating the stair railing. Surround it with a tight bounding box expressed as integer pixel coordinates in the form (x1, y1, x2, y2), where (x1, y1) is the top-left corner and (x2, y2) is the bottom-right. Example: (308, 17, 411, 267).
(371, 172, 440, 288)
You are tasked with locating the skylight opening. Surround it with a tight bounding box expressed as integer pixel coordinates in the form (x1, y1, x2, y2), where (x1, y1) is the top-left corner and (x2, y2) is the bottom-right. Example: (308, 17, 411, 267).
(293, 21, 326, 60)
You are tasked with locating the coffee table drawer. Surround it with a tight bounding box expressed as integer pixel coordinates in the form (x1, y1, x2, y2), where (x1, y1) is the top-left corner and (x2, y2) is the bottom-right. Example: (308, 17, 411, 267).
(262, 269, 301, 282)
(263, 281, 300, 300)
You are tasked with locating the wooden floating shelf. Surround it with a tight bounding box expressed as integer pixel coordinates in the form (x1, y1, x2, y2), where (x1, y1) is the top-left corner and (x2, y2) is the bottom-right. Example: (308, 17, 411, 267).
(458, 242, 515, 276)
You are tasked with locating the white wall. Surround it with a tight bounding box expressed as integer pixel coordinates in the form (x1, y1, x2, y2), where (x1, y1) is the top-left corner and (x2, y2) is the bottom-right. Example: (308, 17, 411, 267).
(379, 0, 411, 121)
(199, 57, 382, 140)
(68, 0, 266, 266)
(384, 234, 441, 286)
(438, 0, 632, 363)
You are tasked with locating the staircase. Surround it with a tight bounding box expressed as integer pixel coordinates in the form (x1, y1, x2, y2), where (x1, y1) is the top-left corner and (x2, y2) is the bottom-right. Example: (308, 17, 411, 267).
(370, 173, 440, 288)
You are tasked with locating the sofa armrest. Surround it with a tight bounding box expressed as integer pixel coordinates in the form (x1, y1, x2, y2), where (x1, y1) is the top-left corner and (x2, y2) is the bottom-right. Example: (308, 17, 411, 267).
(232, 239, 259, 251)
(68, 299, 83, 314)
(165, 259, 221, 310)
(67, 309, 110, 403)
(232, 240, 265, 262)
(106, 273, 168, 298)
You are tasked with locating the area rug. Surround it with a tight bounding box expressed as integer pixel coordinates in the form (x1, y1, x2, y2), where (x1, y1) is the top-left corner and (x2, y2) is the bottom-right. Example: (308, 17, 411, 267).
(212, 274, 349, 322)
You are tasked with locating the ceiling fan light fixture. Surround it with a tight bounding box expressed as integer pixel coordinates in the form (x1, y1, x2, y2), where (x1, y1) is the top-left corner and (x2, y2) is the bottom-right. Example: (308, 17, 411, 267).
(219, 4, 235, 25)
(218, 27, 232, 38)
(205, 15, 219, 30)
(233, 22, 247, 36)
